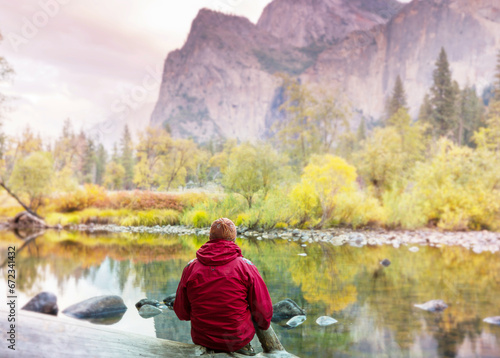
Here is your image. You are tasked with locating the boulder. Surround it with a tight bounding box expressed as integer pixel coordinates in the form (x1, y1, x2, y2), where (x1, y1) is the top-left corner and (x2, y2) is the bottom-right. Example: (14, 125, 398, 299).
(138, 304, 163, 318)
(62, 295, 127, 319)
(163, 293, 176, 310)
(135, 298, 160, 310)
(380, 259, 391, 267)
(483, 316, 500, 325)
(271, 299, 306, 322)
(316, 316, 337, 326)
(22, 292, 58, 316)
(285, 315, 306, 328)
(10, 211, 48, 229)
(414, 299, 448, 312)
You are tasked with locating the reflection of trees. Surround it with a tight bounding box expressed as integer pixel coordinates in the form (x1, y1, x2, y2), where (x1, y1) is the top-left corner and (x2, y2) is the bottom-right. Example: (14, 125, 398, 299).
(1, 230, 500, 357)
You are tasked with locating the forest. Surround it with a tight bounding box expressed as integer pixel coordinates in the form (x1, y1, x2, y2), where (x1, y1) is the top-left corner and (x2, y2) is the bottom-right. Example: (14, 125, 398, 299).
(1, 48, 500, 232)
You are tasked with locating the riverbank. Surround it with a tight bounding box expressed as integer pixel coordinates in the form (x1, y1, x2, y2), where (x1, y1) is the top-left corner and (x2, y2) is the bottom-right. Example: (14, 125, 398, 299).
(65, 223, 500, 254)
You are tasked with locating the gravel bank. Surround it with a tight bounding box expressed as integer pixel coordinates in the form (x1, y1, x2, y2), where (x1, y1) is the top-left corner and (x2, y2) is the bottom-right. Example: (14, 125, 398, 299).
(72, 224, 500, 254)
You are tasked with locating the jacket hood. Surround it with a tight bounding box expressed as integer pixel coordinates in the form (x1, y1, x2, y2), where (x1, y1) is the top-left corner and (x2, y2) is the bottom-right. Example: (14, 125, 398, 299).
(196, 239, 242, 266)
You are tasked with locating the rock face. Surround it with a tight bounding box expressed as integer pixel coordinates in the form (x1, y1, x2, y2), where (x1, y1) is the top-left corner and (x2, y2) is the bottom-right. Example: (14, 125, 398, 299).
(22, 292, 58, 316)
(151, 0, 500, 142)
(62, 295, 127, 319)
(257, 0, 403, 48)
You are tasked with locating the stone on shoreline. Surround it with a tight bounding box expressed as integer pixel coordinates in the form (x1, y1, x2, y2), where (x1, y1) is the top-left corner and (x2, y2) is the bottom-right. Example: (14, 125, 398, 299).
(63, 295, 127, 319)
(414, 299, 448, 312)
(272, 299, 306, 322)
(138, 304, 163, 318)
(22, 292, 58, 316)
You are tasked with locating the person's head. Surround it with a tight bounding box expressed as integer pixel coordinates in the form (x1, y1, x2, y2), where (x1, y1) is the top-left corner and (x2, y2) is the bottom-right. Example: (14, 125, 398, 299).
(209, 218, 237, 241)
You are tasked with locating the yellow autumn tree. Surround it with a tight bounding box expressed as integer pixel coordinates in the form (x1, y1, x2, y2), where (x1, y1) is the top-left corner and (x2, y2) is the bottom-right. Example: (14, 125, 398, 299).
(291, 154, 357, 226)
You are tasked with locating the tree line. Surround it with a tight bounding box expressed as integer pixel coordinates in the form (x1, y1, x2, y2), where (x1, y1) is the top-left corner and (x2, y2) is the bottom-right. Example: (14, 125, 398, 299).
(1, 47, 500, 230)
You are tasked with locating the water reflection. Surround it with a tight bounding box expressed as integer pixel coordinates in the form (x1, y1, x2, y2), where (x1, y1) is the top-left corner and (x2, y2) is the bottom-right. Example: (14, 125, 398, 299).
(0, 230, 499, 357)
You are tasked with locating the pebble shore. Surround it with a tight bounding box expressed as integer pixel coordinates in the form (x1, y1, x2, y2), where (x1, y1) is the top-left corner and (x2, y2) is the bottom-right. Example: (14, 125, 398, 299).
(73, 224, 500, 254)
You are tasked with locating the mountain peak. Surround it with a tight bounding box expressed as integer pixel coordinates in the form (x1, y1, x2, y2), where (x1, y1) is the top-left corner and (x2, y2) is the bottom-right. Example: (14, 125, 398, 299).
(257, 0, 404, 47)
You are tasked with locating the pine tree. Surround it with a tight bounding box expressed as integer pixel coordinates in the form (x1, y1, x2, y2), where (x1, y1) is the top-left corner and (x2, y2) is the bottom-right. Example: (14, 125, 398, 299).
(95, 143, 107, 186)
(120, 125, 134, 190)
(386, 75, 408, 121)
(494, 50, 500, 102)
(458, 86, 484, 146)
(430, 47, 458, 139)
(82, 138, 96, 184)
(357, 118, 366, 142)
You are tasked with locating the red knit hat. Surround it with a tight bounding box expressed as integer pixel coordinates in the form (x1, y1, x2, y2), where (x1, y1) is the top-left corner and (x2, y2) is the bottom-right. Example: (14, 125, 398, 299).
(209, 218, 237, 241)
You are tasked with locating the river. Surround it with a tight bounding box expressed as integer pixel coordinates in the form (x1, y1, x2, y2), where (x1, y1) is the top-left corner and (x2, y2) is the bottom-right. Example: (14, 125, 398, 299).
(1, 229, 499, 357)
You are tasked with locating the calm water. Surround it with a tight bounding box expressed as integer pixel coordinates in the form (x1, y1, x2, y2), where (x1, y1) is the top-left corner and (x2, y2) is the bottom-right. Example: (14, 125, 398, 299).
(1, 230, 499, 357)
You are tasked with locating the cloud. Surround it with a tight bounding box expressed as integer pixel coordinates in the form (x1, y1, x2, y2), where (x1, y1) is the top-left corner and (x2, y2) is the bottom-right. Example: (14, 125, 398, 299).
(0, 0, 272, 142)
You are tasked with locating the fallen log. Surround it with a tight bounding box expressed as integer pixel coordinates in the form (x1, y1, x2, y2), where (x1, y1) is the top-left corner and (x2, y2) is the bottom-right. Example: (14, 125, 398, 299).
(9, 211, 48, 229)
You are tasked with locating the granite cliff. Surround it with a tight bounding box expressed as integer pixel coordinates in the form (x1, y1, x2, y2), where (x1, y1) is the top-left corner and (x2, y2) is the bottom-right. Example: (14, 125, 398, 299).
(150, 0, 500, 142)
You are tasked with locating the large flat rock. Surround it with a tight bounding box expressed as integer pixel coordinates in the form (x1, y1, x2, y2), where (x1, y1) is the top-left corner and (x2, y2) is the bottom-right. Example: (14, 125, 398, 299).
(0, 309, 299, 358)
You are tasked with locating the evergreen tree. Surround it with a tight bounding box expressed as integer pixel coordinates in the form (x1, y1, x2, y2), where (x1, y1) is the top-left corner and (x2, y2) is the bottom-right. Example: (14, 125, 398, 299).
(386, 75, 408, 121)
(95, 143, 107, 186)
(120, 125, 134, 190)
(457, 86, 484, 146)
(357, 118, 366, 143)
(495, 50, 500, 102)
(418, 94, 433, 125)
(112, 143, 120, 161)
(81, 138, 96, 184)
(429, 48, 458, 139)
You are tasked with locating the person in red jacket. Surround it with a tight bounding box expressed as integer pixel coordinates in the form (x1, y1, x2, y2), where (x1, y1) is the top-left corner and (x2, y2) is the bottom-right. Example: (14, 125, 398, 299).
(174, 218, 273, 356)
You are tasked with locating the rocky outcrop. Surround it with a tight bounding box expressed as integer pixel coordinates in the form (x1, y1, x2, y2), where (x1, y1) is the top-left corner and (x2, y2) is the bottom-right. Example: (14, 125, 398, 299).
(305, 0, 500, 117)
(257, 0, 403, 48)
(151, 0, 500, 141)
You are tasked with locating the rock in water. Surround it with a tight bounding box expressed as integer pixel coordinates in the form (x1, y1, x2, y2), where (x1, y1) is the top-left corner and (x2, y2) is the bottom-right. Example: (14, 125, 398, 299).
(271, 299, 306, 322)
(138, 304, 163, 318)
(286, 315, 306, 328)
(316, 316, 337, 326)
(414, 300, 448, 312)
(22, 292, 58, 316)
(380, 259, 391, 267)
(483, 316, 500, 325)
(163, 293, 176, 310)
(62, 295, 127, 319)
(135, 298, 160, 310)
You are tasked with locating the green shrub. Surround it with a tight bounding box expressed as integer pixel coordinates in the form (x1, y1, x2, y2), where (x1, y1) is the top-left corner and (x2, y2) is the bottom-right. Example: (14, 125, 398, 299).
(191, 210, 210, 228)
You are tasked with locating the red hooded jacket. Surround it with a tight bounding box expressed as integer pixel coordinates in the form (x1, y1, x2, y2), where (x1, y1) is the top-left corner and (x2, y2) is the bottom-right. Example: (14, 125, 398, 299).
(174, 239, 273, 352)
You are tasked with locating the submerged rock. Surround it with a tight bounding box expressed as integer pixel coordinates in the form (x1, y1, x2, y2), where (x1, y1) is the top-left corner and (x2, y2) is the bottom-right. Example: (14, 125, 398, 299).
(62, 295, 127, 319)
(380, 259, 391, 267)
(483, 316, 500, 325)
(316, 316, 337, 326)
(272, 299, 306, 322)
(163, 293, 176, 310)
(138, 304, 163, 318)
(414, 299, 448, 312)
(285, 315, 306, 328)
(135, 298, 160, 310)
(22, 292, 58, 316)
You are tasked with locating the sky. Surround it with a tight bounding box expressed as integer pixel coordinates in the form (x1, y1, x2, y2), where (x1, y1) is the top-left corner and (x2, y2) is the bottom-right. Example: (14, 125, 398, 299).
(0, 0, 274, 146)
(0, 0, 412, 147)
